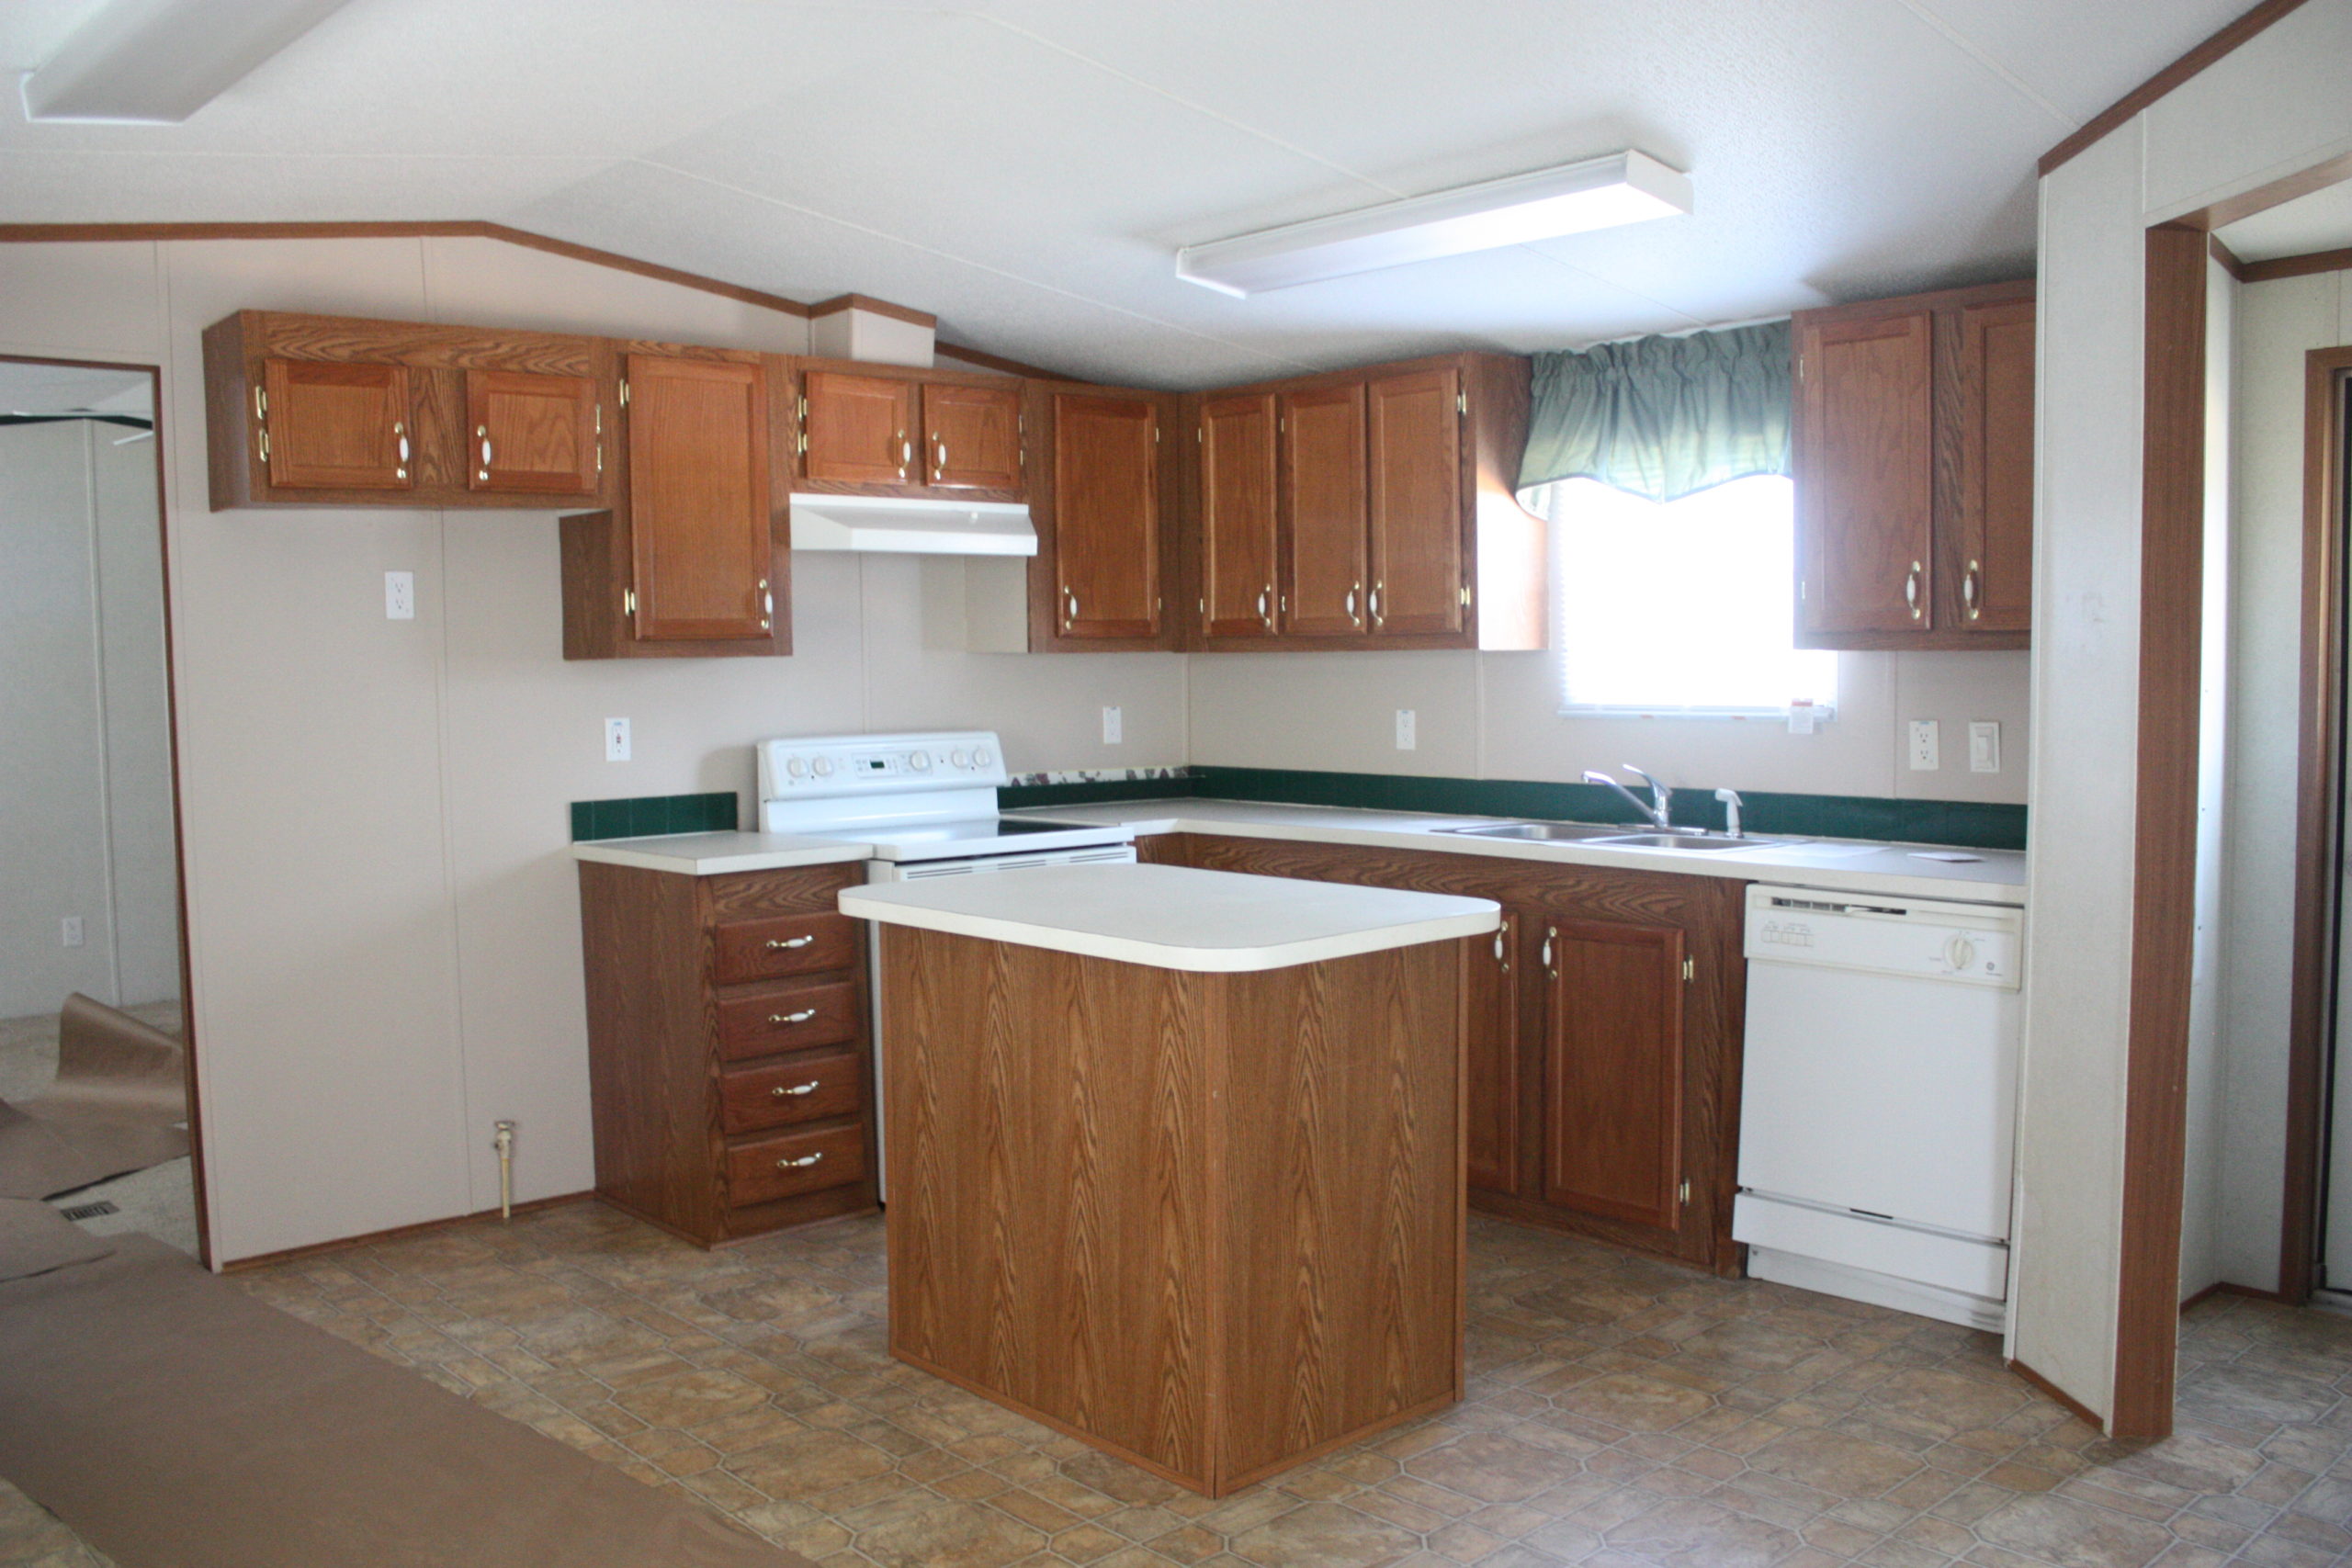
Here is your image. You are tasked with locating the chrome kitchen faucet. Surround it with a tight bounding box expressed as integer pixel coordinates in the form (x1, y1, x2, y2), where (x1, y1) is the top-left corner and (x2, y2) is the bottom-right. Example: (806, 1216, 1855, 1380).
(1584, 765, 1674, 830)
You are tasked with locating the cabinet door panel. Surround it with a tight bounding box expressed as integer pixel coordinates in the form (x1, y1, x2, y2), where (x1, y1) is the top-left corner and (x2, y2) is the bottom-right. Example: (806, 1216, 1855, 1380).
(264, 358, 411, 491)
(1541, 919, 1683, 1231)
(923, 382, 1022, 490)
(803, 370, 913, 485)
(1467, 909, 1521, 1196)
(1366, 367, 1464, 637)
(1052, 392, 1160, 638)
(1280, 383, 1368, 636)
(466, 368, 599, 495)
(1200, 392, 1279, 639)
(1956, 300, 2035, 636)
(626, 354, 772, 642)
(1796, 312, 1933, 636)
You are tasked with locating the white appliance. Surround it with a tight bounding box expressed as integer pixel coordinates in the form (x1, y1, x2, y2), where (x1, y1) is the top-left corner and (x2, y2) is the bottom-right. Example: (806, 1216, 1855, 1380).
(755, 731, 1136, 1198)
(788, 492, 1037, 556)
(1733, 884, 2025, 1332)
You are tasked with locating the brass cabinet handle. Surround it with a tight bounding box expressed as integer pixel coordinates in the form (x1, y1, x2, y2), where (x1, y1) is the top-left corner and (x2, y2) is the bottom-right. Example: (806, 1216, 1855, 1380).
(1063, 589, 1079, 630)
(771, 1079, 820, 1098)
(1905, 562, 1923, 620)
(1345, 581, 1360, 621)
(1370, 581, 1384, 626)
(767, 1008, 819, 1027)
(1543, 926, 1556, 976)
(1963, 559, 1982, 620)
(896, 430, 910, 479)
(775, 1151, 824, 1169)
(765, 935, 815, 952)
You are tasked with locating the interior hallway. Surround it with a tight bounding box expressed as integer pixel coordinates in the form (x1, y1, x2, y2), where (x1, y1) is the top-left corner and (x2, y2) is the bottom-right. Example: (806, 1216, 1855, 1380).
(1, 1207, 2346, 1568)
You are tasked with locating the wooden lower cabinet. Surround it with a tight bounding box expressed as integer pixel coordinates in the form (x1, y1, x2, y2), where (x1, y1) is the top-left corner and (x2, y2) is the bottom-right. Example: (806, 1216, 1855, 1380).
(1164, 833, 1745, 1271)
(576, 859, 877, 1246)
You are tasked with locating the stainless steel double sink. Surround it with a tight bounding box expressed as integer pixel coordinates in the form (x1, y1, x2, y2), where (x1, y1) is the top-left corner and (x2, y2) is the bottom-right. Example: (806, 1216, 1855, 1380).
(1433, 821, 1793, 852)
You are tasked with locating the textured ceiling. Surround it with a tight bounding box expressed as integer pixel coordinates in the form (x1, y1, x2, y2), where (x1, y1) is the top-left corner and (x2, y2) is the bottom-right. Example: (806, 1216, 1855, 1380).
(0, 0, 2256, 387)
(2218, 177, 2352, 262)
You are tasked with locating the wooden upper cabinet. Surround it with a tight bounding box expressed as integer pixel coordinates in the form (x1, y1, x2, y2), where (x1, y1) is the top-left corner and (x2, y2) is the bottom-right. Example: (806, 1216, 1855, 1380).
(922, 382, 1022, 491)
(1366, 367, 1464, 637)
(1199, 392, 1279, 640)
(1541, 917, 1684, 1233)
(1956, 298, 2035, 636)
(1050, 392, 1161, 640)
(1279, 382, 1369, 637)
(466, 368, 599, 495)
(802, 370, 914, 486)
(625, 354, 774, 643)
(1795, 310, 1934, 639)
(1793, 281, 2033, 650)
(262, 358, 413, 491)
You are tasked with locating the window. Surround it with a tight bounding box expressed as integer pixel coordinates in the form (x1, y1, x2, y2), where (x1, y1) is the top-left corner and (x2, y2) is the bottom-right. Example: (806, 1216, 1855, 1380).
(1531, 475, 1837, 717)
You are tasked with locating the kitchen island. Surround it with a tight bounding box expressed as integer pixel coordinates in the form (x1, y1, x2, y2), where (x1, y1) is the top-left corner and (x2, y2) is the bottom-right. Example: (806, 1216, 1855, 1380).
(840, 863, 1499, 1496)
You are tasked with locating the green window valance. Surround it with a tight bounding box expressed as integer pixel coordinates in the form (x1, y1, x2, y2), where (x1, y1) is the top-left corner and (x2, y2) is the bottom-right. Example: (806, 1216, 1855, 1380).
(1515, 321, 1792, 504)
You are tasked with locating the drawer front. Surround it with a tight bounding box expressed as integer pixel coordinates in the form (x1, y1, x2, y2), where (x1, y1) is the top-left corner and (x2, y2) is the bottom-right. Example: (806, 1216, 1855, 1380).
(727, 1123, 865, 1207)
(716, 981, 860, 1062)
(713, 911, 855, 985)
(720, 1047, 863, 1134)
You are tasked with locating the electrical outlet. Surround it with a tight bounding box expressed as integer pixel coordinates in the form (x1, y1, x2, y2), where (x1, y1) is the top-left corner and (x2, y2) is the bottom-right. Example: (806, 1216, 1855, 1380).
(1969, 721, 2002, 773)
(604, 716, 631, 762)
(1395, 708, 1418, 750)
(383, 570, 414, 620)
(1102, 705, 1123, 745)
(61, 916, 83, 949)
(1908, 719, 1940, 771)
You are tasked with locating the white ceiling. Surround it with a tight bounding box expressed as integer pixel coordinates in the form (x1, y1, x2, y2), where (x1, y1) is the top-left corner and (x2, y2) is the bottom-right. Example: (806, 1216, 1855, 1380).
(0, 0, 2254, 388)
(2217, 177, 2352, 262)
(0, 358, 151, 415)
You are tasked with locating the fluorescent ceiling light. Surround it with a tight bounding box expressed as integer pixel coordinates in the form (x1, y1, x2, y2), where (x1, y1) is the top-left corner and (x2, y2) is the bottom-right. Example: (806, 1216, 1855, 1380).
(21, 0, 354, 125)
(1175, 151, 1692, 298)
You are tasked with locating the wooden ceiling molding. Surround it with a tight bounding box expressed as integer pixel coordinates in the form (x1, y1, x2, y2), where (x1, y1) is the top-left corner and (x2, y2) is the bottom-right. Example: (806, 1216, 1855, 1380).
(2039, 0, 2316, 176)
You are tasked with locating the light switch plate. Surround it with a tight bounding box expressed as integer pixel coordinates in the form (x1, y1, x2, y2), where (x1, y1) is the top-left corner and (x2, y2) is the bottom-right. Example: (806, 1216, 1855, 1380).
(1102, 705, 1123, 745)
(1908, 719, 1940, 771)
(61, 916, 83, 949)
(605, 717, 631, 762)
(1969, 721, 2002, 773)
(384, 570, 414, 620)
(1395, 709, 1417, 750)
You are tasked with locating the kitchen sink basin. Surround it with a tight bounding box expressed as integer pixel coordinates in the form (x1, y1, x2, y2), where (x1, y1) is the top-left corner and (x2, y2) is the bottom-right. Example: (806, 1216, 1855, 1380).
(1588, 831, 1790, 852)
(1434, 821, 1623, 841)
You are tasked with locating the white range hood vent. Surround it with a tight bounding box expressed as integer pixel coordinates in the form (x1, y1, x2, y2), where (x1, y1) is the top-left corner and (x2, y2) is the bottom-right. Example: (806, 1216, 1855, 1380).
(790, 492, 1036, 557)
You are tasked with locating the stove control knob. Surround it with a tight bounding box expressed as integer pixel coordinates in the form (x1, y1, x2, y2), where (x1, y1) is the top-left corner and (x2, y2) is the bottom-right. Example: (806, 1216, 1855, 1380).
(950, 749, 969, 769)
(812, 756, 834, 777)
(974, 746, 993, 768)
(909, 750, 932, 772)
(786, 756, 808, 779)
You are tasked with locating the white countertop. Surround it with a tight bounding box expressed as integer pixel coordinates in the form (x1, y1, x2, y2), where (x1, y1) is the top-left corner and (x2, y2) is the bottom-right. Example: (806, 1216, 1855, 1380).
(1011, 798, 2027, 906)
(570, 831, 871, 875)
(839, 863, 1500, 972)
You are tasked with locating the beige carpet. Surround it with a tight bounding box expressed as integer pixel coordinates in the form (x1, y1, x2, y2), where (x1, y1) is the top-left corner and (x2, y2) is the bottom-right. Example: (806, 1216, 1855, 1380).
(0, 1006, 196, 1258)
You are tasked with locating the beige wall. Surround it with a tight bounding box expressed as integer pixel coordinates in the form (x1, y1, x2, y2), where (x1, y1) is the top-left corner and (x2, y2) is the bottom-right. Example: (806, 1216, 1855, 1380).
(0, 233, 1188, 1263)
(2016, 0, 2352, 1425)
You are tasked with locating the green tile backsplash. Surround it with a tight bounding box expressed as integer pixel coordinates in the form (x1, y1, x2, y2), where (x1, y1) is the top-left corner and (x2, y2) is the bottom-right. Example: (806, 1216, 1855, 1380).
(569, 792, 740, 842)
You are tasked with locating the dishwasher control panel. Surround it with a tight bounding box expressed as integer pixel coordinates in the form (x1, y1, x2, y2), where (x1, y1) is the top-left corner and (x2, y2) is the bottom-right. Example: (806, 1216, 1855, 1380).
(1745, 886, 2022, 988)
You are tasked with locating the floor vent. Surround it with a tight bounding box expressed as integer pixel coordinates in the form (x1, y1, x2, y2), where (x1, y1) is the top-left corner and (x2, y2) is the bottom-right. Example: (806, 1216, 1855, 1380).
(56, 1200, 118, 1221)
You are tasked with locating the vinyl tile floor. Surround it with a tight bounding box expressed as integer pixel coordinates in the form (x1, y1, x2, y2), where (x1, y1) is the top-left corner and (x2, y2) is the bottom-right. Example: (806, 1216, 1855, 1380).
(3, 1202, 2350, 1568)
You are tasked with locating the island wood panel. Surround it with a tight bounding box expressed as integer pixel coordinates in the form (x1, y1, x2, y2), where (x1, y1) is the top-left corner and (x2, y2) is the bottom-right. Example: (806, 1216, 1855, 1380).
(1170, 832, 1744, 1272)
(879, 923, 1463, 1495)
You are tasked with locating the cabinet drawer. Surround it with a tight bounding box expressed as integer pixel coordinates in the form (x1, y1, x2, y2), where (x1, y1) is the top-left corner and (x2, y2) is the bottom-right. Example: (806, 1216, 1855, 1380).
(713, 911, 855, 985)
(719, 1047, 863, 1134)
(716, 981, 860, 1062)
(727, 1123, 865, 1207)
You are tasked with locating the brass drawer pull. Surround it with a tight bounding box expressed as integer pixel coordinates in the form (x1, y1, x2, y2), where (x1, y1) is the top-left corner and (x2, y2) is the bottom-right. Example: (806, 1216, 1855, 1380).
(764, 935, 815, 951)
(775, 1151, 824, 1170)
(771, 1079, 820, 1098)
(768, 1009, 819, 1027)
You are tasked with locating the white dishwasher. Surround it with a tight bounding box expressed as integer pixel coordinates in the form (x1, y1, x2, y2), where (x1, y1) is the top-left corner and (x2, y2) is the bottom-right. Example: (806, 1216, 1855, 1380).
(1734, 884, 2023, 1332)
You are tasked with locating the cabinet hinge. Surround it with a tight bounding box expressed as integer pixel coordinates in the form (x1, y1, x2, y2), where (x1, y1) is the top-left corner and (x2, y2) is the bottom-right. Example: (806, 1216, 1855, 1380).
(253, 387, 266, 420)
(257, 426, 269, 463)
(799, 395, 809, 420)
(1459, 584, 1472, 608)
(618, 380, 630, 407)
(1679, 1179, 1691, 1206)
(1682, 956, 1695, 983)
(797, 431, 809, 455)
(623, 587, 637, 616)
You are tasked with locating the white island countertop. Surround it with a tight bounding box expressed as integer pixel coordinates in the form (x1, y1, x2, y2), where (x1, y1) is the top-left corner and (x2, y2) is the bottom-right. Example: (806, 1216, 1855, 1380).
(1011, 798, 2027, 906)
(571, 831, 871, 875)
(840, 862, 1499, 972)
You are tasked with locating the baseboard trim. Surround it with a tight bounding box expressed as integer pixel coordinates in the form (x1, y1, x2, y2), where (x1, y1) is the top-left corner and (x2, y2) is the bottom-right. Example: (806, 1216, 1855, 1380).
(218, 1191, 595, 1272)
(2006, 1356, 2105, 1429)
(2182, 1280, 2292, 1309)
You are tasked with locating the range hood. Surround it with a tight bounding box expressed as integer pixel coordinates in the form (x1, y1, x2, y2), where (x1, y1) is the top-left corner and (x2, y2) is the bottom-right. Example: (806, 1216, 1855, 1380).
(790, 492, 1036, 556)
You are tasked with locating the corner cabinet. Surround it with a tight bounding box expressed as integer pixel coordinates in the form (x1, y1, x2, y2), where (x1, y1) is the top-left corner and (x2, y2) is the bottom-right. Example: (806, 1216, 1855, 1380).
(1159, 833, 1746, 1273)
(1793, 280, 2034, 650)
(1181, 352, 1544, 652)
(560, 346, 790, 660)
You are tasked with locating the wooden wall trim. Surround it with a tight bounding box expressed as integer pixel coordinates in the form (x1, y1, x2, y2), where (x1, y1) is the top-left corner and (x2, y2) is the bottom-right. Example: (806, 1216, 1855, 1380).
(2209, 235, 2250, 282)
(808, 292, 936, 329)
(2112, 221, 2211, 1439)
(933, 340, 1079, 380)
(2039, 0, 2316, 176)
(2245, 246, 2352, 284)
(2007, 1357, 2106, 1428)
(2281, 348, 2352, 1304)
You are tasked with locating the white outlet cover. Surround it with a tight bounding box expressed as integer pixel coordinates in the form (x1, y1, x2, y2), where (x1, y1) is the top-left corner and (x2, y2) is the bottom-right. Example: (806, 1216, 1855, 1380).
(605, 716, 631, 762)
(384, 570, 414, 620)
(1102, 705, 1123, 745)
(61, 916, 84, 948)
(1396, 708, 1418, 750)
(1908, 718, 1940, 771)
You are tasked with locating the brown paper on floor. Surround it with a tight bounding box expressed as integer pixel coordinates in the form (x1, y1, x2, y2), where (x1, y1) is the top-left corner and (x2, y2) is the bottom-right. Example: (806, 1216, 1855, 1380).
(0, 1198, 111, 1282)
(0, 994, 190, 1200)
(0, 1235, 812, 1568)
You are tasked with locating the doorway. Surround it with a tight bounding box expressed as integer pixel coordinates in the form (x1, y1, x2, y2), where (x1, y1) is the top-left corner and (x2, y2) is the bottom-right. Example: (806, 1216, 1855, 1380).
(0, 355, 204, 1261)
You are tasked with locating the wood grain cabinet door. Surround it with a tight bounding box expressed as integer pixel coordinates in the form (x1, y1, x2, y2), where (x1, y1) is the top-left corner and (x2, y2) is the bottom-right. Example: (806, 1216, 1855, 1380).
(1279, 382, 1369, 637)
(262, 358, 412, 491)
(1466, 909, 1522, 1196)
(1794, 310, 1934, 638)
(624, 354, 773, 642)
(1051, 392, 1161, 638)
(1954, 299, 2035, 636)
(1365, 367, 1464, 637)
(465, 368, 599, 495)
(1199, 392, 1279, 639)
(1539, 917, 1684, 1233)
(922, 382, 1022, 491)
(803, 370, 913, 485)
